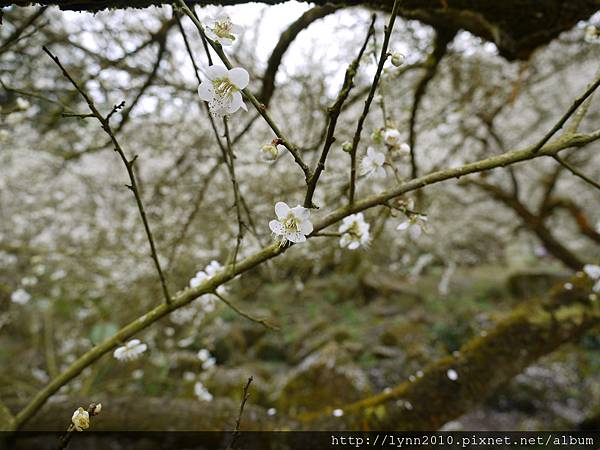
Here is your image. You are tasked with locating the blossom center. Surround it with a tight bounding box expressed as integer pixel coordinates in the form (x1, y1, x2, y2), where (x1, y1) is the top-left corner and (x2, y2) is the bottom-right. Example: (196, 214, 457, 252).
(283, 214, 301, 233)
(213, 19, 235, 40)
(212, 77, 237, 100)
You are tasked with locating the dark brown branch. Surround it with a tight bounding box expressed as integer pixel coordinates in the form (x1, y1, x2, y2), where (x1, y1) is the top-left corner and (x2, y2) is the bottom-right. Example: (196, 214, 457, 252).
(225, 377, 253, 450)
(258, 5, 340, 106)
(303, 15, 375, 208)
(408, 27, 455, 178)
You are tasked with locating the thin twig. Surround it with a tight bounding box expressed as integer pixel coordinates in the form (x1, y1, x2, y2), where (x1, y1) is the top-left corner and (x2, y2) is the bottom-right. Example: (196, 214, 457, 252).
(225, 376, 253, 450)
(348, 0, 403, 204)
(42, 46, 172, 304)
(213, 291, 279, 331)
(552, 155, 600, 191)
(531, 72, 600, 153)
(303, 15, 376, 208)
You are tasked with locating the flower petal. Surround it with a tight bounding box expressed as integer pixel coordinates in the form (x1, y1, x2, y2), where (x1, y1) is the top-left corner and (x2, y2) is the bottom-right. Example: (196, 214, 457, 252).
(291, 205, 310, 221)
(227, 91, 244, 113)
(269, 219, 285, 235)
(228, 67, 249, 89)
(287, 232, 306, 243)
(206, 64, 228, 80)
(198, 83, 214, 102)
(299, 220, 313, 235)
(275, 202, 290, 219)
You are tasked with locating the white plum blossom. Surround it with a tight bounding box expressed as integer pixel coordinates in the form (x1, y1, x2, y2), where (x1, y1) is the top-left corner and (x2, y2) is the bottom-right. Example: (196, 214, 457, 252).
(338, 213, 370, 250)
(113, 339, 147, 361)
(332, 408, 344, 417)
(198, 65, 249, 117)
(583, 264, 600, 292)
(194, 381, 214, 401)
(398, 142, 411, 155)
(16, 97, 30, 110)
(206, 14, 242, 46)
(197, 348, 216, 370)
(189, 260, 226, 313)
(360, 147, 386, 178)
(11, 288, 31, 304)
(383, 128, 401, 147)
(71, 407, 90, 431)
(269, 201, 313, 245)
(397, 214, 428, 240)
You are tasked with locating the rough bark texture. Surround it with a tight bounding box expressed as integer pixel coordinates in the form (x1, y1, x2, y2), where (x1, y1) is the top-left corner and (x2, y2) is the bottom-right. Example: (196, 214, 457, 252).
(7, 275, 599, 432)
(3, 0, 598, 60)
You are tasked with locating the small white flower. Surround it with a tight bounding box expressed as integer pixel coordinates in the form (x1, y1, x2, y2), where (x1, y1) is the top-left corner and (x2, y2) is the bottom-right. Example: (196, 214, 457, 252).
(338, 213, 370, 250)
(260, 143, 279, 162)
(194, 381, 214, 402)
(16, 97, 30, 110)
(202, 357, 216, 370)
(583, 264, 600, 292)
(383, 128, 401, 147)
(360, 147, 386, 178)
(332, 408, 344, 417)
(397, 215, 428, 240)
(11, 288, 31, 304)
(269, 201, 313, 245)
(113, 339, 147, 361)
(197, 349, 211, 361)
(267, 407, 277, 416)
(21, 276, 38, 286)
(447, 369, 458, 381)
(206, 14, 242, 46)
(198, 65, 249, 117)
(585, 25, 600, 43)
(71, 407, 90, 431)
(92, 403, 102, 415)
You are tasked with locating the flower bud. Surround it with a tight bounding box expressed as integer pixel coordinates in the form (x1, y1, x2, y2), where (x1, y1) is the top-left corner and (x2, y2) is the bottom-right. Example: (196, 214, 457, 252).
(260, 144, 278, 162)
(341, 141, 352, 153)
(391, 52, 405, 67)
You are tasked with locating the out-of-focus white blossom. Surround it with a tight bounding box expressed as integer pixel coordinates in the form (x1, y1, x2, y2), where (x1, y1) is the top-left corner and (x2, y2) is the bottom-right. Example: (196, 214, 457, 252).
(197, 348, 217, 370)
(113, 339, 147, 361)
(391, 51, 405, 67)
(194, 381, 213, 401)
(447, 369, 458, 381)
(71, 407, 90, 431)
(360, 147, 386, 178)
(11, 288, 31, 304)
(585, 25, 600, 43)
(16, 97, 30, 110)
(198, 65, 249, 117)
(206, 14, 242, 46)
(397, 215, 428, 240)
(269, 201, 313, 245)
(583, 264, 600, 292)
(332, 408, 344, 417)
(339, 213, 370, 250)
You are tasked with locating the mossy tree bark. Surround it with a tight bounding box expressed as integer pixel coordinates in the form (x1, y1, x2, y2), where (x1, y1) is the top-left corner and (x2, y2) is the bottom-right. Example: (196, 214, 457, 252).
(10, 274, 599, 432)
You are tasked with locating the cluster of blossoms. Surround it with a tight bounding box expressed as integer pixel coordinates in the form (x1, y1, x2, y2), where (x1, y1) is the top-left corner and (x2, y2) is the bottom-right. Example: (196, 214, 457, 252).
(113, 339, 147, 361)
(197, 348, 216, 370)
(195, 15, 251, 118)
(584, 264, 600, 292)
(269, 202, 313, 246)
(190, 260, 226, 307)
(338, 213, 370, 250)
(194, 380, 213, 402)
(11, 288, 31, 305)
(71, 403, 101, 432)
